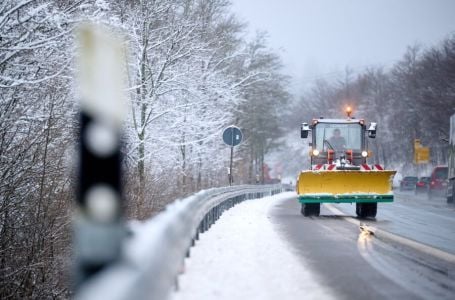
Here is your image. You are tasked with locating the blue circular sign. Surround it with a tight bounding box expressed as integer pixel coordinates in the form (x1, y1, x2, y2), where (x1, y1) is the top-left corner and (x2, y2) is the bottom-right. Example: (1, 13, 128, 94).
(223, 126, 243, 146)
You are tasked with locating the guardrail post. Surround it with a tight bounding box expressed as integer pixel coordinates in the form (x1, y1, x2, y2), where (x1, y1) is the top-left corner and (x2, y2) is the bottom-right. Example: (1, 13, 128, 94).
(195, 225, 200, 240)
(202, 215, 207, 232)
(74, 25, 126, 290)
(208, 210, 212, 228)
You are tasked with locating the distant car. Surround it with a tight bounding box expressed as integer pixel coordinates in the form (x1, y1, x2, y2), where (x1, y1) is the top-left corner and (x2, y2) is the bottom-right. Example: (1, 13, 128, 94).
(415, 177, 431, 194)
(428, 166, 448, 198)
(400, 176, 418, 191)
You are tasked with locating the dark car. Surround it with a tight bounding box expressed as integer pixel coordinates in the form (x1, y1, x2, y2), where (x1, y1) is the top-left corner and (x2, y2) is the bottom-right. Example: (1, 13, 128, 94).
(415, 177, 431, 194)
(400, 176, 418, 191)
(428, 166, 448, 198)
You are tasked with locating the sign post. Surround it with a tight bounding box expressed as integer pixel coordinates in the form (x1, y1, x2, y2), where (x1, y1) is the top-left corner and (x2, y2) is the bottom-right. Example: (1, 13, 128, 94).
(222, 126, 243, 185)
(75, 24, 127, 290)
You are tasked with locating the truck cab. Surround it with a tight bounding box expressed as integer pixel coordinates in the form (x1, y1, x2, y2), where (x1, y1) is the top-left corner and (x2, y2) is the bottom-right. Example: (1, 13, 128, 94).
(302, 117, 376, 168)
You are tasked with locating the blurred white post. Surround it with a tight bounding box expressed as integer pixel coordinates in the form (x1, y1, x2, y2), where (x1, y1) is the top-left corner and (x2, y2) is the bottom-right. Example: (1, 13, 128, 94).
(74, 24, 127, 291)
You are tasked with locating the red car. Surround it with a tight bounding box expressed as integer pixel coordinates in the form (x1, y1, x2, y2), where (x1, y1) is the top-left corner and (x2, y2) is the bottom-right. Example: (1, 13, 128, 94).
(415, 177, 431, 194)
(428, 166, 448, 198)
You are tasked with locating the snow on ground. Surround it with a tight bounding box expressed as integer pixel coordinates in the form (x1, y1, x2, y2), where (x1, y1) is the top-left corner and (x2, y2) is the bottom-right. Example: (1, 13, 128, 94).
(171, 192, 334, 300)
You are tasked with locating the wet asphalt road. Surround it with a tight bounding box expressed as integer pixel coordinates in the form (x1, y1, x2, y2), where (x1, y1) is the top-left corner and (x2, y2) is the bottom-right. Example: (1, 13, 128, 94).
(269, 191, 455, 300)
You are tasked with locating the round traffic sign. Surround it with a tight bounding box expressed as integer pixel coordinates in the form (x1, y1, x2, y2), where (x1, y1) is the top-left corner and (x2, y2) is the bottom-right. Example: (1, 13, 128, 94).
(222, 126, 243, 146)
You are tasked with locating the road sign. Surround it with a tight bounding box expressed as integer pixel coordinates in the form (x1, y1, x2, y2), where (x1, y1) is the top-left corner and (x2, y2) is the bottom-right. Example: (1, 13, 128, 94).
(223, 126, 243, 147)
(415, 147, 430, 164)
(413, 138, 430, 164)
(222, 126, 243, 186)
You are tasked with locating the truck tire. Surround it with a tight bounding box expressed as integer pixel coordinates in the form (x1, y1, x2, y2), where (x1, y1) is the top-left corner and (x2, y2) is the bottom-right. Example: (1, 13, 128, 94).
(447, 180, 454, 204)
(301, 203, 320, 216)
(356, 203, 377, 218)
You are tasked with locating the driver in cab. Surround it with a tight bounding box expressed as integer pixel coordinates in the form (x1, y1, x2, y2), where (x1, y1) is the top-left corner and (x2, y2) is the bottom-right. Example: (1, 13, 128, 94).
(329, 128, 346, 151)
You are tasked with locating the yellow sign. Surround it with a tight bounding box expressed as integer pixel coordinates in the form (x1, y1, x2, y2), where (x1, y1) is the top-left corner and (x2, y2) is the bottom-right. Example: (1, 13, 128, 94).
(413, 139, 429, 164)
(415, 147, 430, 164)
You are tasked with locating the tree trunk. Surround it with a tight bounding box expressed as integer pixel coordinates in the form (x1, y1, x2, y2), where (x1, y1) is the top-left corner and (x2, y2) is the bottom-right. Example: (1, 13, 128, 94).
(138, 130, 145, 210)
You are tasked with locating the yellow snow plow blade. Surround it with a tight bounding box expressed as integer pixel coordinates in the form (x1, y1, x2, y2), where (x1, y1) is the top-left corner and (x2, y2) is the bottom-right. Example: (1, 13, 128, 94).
(297, 170, 396, 203)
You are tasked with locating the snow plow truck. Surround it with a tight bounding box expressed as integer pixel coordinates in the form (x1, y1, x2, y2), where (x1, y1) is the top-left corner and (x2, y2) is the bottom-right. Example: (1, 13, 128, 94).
(297, 107, 396, 218)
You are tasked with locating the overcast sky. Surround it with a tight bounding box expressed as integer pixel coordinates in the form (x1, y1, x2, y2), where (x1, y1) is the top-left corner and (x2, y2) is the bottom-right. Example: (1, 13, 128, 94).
(230, 0, 455, 90)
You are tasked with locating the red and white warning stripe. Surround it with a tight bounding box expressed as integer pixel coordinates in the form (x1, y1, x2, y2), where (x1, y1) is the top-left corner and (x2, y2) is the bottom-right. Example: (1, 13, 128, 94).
(361, 164, 384, 170)
(312, 164, 336, 170)
(313, 164, 323, 170)
(312, 164, 385, 171)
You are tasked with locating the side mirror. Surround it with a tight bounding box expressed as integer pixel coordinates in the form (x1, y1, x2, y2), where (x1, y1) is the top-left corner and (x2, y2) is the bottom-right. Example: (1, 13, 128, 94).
(368, 122, 377, 138)
(301, 122, 310, 139)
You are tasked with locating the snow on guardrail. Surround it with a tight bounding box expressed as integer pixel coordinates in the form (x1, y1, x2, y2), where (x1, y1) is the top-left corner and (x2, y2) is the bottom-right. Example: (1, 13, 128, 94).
(75, 184, 284, 300)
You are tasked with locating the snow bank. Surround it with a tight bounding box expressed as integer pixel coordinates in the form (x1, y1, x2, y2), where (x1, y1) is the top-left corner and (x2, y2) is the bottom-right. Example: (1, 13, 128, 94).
(171, 192, 334, 300)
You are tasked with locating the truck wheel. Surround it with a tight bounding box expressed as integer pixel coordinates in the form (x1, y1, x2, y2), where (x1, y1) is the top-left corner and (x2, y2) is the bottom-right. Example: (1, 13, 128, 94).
(301, 203, 320, 216)
(357, 204, 364, 218)
(313, 203, 321, 216)
(447, 181, 454, 204)
(367, 203, 377, 218)
(356, 203, 377, 218)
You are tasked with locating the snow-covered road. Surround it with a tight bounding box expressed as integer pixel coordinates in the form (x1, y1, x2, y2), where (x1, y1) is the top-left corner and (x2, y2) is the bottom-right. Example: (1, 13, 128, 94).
(171, 192, 334, 300)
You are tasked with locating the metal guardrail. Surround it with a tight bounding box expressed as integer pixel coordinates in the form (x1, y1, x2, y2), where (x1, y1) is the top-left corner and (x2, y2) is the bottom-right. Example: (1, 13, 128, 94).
(76, 184, 284, 300)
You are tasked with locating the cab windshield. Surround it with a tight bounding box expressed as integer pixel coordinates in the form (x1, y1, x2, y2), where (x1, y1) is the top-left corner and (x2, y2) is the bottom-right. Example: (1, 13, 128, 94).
(314, 123, 362, 151)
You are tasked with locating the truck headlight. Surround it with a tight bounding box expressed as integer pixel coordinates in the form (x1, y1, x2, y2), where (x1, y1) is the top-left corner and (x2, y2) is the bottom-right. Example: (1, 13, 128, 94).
(361, 151, 368, 157)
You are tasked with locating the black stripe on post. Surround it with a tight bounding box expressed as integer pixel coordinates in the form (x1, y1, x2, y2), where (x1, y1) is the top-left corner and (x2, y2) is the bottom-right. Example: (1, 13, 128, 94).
(75, 111, 124, 288)
(78, 112, 122, 215)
